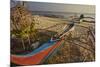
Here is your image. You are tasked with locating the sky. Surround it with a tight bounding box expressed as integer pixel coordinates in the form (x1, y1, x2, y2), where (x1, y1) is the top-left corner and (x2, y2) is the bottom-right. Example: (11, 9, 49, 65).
(15, 0, 95, 5)
(11, 1, 95, 14)
(25, 2, 95, 14)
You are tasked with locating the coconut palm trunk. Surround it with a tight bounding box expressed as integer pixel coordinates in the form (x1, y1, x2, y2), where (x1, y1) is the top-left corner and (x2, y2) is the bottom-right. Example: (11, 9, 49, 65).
(28, 35, 31, 45)
(21, 38, 25, 50)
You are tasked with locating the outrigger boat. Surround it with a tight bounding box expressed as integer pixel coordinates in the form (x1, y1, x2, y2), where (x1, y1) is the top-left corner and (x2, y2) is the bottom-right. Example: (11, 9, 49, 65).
(11, 20, 75, 66)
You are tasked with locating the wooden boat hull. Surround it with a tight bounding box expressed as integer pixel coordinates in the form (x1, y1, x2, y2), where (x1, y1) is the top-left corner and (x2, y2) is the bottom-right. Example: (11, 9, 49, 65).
(11, 39, 64, 65)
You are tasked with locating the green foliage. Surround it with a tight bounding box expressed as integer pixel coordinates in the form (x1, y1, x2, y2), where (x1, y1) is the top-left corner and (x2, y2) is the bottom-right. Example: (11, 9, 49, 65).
(11, 5, 39, 50)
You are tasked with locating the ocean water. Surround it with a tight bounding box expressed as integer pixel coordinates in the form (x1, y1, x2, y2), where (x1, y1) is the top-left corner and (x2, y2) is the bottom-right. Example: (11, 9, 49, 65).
(32, 11, 95, 19)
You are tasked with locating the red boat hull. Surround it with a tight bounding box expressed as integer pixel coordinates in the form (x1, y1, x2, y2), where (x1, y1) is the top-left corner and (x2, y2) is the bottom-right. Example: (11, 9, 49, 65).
(11, 39, 64, 65)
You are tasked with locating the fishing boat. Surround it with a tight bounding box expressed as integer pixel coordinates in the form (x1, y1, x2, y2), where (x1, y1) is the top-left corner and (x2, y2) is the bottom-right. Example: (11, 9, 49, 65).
(11, 20, 75, 65)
